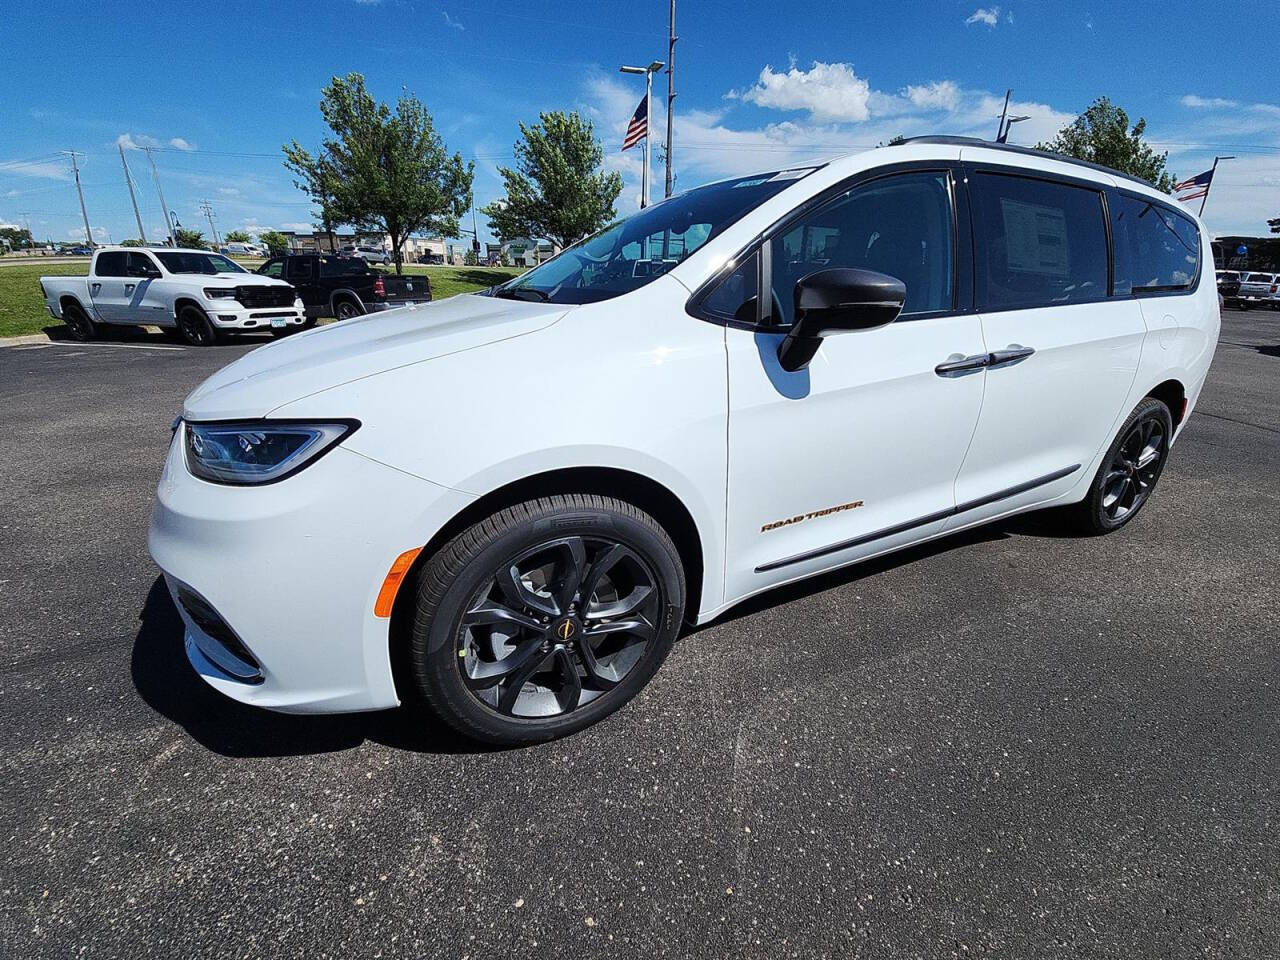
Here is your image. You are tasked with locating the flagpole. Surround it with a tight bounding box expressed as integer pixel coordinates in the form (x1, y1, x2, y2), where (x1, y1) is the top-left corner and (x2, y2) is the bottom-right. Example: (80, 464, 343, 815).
(642, 68, 652, 209)
(1198, 155, 1233, 218)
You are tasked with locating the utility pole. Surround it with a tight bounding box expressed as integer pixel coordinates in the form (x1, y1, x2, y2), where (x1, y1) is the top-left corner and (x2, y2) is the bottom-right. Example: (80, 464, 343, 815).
(665, 0, 677, 199)
(1199, 155, 1234, 217)
(199, 199, 221, 246)
(64, 151, 95, 248)
(118, 143, 147, 245)
(144, 147, 176, 246)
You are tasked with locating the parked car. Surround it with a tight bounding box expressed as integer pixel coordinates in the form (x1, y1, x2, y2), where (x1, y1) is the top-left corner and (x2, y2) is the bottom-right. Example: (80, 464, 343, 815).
(416, 252, 445, 265)
(1215, 270, 1241, 303)
(150, 137, 1219, 746)
(221, 242, 264, 257)
(255, 254, 431, 319)
(339, 244, 392, 265)
(65, 246, 92, 256)
(41, 247, 307, 345)
(1236, 271, 1279, 309)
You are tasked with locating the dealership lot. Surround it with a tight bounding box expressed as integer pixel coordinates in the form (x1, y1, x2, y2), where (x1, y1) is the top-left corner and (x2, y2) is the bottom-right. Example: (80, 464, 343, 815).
(1, 312, 1277, 958)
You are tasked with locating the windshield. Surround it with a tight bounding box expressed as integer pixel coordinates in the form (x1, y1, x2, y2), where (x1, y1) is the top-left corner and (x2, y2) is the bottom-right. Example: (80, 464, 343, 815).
(155, 252, 246, 275)
(493, 168, 818, 305)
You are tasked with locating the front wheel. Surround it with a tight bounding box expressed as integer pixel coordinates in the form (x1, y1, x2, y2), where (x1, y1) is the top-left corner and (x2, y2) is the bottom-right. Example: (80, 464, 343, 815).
(1067, 397, 1173, 535)
(406, 494, 686, 746)
(176, 305, 219, 346)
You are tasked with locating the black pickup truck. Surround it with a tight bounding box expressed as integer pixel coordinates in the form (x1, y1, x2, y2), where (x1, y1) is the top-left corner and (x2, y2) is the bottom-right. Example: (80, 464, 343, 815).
(255, 254, 432, 320)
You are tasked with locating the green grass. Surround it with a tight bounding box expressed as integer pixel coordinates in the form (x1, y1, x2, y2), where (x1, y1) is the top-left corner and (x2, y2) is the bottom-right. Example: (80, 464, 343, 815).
(0, 263, 87, 338)
(0, 263, 526, 339)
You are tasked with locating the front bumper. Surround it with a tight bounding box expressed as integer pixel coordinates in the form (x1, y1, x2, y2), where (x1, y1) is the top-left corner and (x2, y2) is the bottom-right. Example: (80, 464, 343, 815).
(209, 302, 308, 330)
(148, 430, 474, 713)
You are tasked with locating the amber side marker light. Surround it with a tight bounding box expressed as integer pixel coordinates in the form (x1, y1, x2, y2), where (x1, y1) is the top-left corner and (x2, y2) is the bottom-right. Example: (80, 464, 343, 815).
(374, 547, 423, 618)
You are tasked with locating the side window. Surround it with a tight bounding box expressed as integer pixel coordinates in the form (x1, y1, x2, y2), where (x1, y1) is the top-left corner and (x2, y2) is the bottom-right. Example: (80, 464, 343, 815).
(286, 258, 314, 282)
(127, 252, 158, 276)
(95, 251, 128, 277)
(970, 173, 1108, 310)
(1111, 194, 1200, 295)
(259, 259, 284, 279)
(768, 171, 955, 327)
(701, 251, 759, 323)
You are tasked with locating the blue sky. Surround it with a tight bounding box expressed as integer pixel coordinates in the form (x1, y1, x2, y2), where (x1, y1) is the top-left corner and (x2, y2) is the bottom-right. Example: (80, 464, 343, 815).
(2, 0, 1277, 246)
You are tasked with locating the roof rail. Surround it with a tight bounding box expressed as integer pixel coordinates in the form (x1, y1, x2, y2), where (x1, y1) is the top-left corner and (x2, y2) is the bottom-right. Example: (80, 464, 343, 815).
(896, 135, 1158, 190)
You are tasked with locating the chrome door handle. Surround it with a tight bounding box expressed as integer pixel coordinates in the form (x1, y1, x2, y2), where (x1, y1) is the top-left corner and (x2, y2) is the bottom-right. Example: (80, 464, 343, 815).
(989, 346, 1035, 368)
(935, 353, 991, 376)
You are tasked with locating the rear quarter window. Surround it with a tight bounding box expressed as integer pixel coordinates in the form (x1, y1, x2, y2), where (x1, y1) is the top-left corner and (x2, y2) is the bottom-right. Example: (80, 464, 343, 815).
(1111, 195, 1200, 295)
(94, 251, 128, 277)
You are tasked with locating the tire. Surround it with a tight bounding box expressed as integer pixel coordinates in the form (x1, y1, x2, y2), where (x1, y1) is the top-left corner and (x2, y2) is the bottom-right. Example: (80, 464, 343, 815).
(1066, 397, 1173, 536)
(334, 298, 363, 320)
(407, 494, 686, 746)
(176, 305, 219, 346)
(62, 301, 96, 342)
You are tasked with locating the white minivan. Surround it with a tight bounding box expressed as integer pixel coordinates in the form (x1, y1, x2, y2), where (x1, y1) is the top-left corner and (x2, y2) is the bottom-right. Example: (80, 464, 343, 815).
(150, 138, 1219, 745)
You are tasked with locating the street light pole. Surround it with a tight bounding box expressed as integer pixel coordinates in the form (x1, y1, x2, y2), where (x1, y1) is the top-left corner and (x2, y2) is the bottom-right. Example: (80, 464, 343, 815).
(665, 0, 677, 199)
(620, 60, 665, 209)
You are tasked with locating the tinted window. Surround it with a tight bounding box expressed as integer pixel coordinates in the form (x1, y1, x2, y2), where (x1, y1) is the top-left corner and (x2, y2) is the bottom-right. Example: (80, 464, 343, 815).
(127, 252, 158, 276)
(1111, 194, 1200, 294)
(701, 251, 759, 323)
(971, 173, 1107, 310)
(154, 252, 245, 274)
(769, 170, 955, 326)
(320, 256, 368, 277)
(259, 260, 284, 279)
(286, 258, 314, 281)
(95, 251, 128, 277)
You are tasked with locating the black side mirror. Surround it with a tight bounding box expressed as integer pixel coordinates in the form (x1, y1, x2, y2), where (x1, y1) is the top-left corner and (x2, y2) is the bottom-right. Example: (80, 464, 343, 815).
(777, 268, 906, 372)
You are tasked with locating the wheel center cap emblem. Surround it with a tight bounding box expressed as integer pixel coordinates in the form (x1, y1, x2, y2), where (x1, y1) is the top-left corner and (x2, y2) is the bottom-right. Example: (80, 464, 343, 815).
(554, 618, 578, 641)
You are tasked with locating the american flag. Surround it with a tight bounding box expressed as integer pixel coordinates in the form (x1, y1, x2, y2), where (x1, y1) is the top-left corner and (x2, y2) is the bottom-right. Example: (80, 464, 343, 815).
(1173, 168, 1213, 203)
(622, 95, 648, 151)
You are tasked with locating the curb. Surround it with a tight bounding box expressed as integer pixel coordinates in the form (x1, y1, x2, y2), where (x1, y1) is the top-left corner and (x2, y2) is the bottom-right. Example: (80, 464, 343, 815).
(0, 333, 54, 348)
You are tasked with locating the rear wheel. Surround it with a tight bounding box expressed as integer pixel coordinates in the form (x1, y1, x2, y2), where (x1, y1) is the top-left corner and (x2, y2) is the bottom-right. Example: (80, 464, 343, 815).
(1067, 397, 1172, 535)
(176, 305, 219, 346)
(406, 494, 686, 746)
(62, 302, 96, 342)
(334, 298, 363, 320)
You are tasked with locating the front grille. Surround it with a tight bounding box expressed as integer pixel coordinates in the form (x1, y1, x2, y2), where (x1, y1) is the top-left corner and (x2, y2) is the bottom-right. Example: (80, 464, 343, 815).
(175, 585, 262, 678)
(234, 285, 295, 308)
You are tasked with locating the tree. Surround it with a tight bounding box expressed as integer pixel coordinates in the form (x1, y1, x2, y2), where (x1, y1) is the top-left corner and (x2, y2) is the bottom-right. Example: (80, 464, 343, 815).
(175, 228, 206, 249)
(1036, 97, 1176, 192)
(259, 230, 289, 255)
(224, 229, 252, 244)
(1268, 217, 1280, 235)
(120, 238, 143, 247)
(0, 226, 33, 250)
(481, 111, 623, 250)
(285, 73, 473, 273)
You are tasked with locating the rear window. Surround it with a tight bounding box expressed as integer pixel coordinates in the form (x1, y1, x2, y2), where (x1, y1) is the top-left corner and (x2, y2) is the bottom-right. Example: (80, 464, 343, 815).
(1111, 194, 1200, 294)
(320, 257, 369, 277)
(970, 172, 1108, 310)
(1244, 272, 1275, 282)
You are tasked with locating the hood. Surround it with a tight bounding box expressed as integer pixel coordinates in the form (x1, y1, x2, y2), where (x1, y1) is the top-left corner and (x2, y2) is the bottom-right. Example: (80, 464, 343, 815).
(183, 294, 570, 420)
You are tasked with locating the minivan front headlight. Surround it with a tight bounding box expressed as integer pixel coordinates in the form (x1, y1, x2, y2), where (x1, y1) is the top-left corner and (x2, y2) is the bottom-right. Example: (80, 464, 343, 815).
(183, 421, 357, 485)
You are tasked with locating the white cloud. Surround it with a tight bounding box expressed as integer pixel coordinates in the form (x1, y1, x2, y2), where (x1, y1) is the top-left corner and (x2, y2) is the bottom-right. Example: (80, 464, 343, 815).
(442, 10, 463, 30)
(1180, 94, 1239, 109)
(218, 187, 241, 196)
(1, 160, 70, 181)
(169, 137, 195, 151)
(117, 132, 195, 151)
(730, 61, 871, 123)
(904, 81, 960, 111)
(965, 7, 1000, 27)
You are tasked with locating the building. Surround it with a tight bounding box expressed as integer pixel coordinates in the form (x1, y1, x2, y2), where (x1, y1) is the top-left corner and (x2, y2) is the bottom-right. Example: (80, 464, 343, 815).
(277, 231, 450, 262)
(496, 237, 559, 267)
(1212, 236, 1280, 273)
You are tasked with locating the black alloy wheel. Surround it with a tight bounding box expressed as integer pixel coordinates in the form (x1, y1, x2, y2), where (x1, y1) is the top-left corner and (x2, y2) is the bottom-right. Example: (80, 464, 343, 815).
(62, 302, 96, 342)
(177, 305, 218, 346)
(407, 494, 685, 745)
(335, 299, 362, 320)
(1069, 396, 1173, 535)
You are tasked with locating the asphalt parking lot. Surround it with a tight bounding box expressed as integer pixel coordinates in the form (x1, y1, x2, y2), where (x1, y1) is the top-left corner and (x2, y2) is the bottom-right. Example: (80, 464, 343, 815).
(2, 311, 1278, 959)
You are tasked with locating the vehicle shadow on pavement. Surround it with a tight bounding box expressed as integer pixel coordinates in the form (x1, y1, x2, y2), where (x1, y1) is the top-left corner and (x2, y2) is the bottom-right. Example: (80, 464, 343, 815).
(130, 577, 491, 759)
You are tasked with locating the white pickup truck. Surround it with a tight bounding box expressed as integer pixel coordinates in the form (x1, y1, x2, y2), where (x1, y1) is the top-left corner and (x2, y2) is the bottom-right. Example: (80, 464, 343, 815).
(40, 246, 308, 345)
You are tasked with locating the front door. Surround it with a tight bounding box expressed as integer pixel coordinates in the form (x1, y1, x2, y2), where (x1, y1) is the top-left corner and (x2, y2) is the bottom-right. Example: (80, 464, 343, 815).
(722, 168, 987, 604)
(949, 168, 1146, 528)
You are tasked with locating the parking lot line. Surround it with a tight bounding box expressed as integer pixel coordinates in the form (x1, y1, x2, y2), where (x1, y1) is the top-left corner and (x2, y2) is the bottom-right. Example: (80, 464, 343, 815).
(29, 340, 188, 353)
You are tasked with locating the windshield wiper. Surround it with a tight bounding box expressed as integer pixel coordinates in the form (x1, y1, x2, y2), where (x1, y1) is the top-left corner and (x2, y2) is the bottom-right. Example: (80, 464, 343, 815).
(492, 287, 550, 302)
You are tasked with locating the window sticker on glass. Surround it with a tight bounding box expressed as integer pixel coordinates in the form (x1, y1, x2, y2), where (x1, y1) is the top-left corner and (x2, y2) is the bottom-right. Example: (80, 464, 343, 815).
(767, 168, 814, 182)
(1001, 198, 1070, 277)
